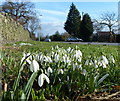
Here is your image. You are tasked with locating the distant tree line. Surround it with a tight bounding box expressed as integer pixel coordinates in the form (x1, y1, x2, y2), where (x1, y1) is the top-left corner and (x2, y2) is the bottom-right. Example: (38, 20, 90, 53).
(64, 3, 93, 42)
(37, 31, 71, 41)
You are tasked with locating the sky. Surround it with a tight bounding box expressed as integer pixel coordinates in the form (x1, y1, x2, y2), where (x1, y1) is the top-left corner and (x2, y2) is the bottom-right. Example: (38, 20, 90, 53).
(34, 2, 118, 36)
(0, 0, 119, 36)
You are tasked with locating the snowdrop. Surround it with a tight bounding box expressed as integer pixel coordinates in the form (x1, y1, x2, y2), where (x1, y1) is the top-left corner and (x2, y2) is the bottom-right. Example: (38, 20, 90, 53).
(73, 63, 82, 70)
(74, 50, 82, 60)
(63, 54, 71, 64)
(30, 59, 39, 72)
(38, 73, 50, 87)
(58, 69, 64, 74)
(51, 51, 55, 57)
(39, 54, 44, 63)
(44, 56, 52, 63)
(98, 55, 109, 68)
(109, 55, 115, 63)
(21, 53, 31, 65)
(83, 69, 87, 76)
(78, 57, 82, 62)
(100, 55, 109, 65)
(89, 60, 94, 65)
(85, 60, 89, 65)
(47, 67, 53, 74)
(67, 47, 71, 52)
(54, 53, 59, 63)
(94, 60, 98, 68)
(55, 45, 59, 49)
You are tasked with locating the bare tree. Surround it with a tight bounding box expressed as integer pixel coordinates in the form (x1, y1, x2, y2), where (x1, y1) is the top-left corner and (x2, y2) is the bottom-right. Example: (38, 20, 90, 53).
(100, 11, 117, 33)
(92, 19, 104, 33)
(27, 15, 41, 38)
(1, 0, 35, 28)
(1, 0, 41, 39)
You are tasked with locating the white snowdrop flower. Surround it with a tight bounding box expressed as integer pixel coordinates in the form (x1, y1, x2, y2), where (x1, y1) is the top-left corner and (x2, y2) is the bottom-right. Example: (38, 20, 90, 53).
(35, 53, 41, 60)
(44, 56, 52, 63)
(78, 57, 82, 62)
(21, 53, 31, 65)
(66, 57, 71, 63)
(26, 59, 31, 65)
(101, 55, 108, 65)
(110, 55, 115, 63)
(51, 51, 55, 57)
(67, 47, 71, 52)
(98, 58, 101, 65)
(83, 69, 87, 76)
(56, 45, 59, 49)
(21, 53, 26, 65)
(89, 60, 94, 66)
(54, 54, 59, 63)
(63, 54, 71, 64)
(79, 64, 82, 69)
(47, 56, 52, 63)
(73, 63, 77, 70)
(74, 50, 82, 60)
(94, 60, 98, 68)
(39, 54, 44, 63)
(38, 73, 50, 87)
(58, 69, 64, 74)
(77, 50, 82, 57)
(98, 55, 109, 68)
(102, 61, 107, 68)
(47, 67, 53, 74)
(67, 76, 69, 81)
(30, 59, 39, 72)
(73, 63, 82, 70)
(51, 47, 54, 51)
(85, 60, 89, 65)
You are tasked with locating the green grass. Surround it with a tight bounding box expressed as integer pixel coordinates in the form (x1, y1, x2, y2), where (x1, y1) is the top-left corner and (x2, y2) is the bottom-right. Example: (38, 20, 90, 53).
(2, 41, 119, 83)
(1, 41, 120, 100)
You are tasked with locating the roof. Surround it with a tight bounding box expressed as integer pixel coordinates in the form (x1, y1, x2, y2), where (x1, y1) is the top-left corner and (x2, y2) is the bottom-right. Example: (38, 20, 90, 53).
(97, 31, 111, 36)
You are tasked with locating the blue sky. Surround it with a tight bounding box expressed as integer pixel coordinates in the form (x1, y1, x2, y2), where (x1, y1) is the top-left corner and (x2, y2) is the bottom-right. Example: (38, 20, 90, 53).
(34, 2, 118, 36)
(0, 1, 119, 36)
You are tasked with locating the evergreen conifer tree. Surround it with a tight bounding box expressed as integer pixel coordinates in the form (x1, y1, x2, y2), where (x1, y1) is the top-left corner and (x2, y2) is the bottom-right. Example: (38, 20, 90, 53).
(80, 13, 93, 41)
(64, 3, 81, 38)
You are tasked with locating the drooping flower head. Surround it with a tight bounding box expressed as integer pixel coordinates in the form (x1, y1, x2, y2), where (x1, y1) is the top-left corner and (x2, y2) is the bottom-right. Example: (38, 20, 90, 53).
(30, 59, 39, 72)
(38, 73, 50, 87)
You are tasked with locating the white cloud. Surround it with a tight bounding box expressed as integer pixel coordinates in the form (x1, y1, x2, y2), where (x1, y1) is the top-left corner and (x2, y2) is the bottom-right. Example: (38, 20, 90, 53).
(34, 9, 67, 36)
(40, 9, 67, 16)
(40, 21, 65, 36)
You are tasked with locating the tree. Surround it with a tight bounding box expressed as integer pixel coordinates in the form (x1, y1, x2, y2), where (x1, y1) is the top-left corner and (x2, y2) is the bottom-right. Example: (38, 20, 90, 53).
(100, 12, 117, 33)
(64, 3, 81, 38)
(61, 32, 72, 41)
(50, 31, 63, 41)
(1, 0, 35, 27)
(1, 0, 41, 39)
(27, 15, 41, 39)
(92, 19, 104, 33)
(80, 13, 93, 42)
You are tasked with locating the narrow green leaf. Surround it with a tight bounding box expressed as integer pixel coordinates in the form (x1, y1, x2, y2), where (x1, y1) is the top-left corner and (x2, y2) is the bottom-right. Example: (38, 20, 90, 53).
(97, 74, 109, 86)
(22, 72, 38, 101)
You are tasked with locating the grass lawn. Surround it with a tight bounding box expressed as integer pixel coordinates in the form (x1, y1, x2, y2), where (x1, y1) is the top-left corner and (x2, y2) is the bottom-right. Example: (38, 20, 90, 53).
(1, 41, 120, 100)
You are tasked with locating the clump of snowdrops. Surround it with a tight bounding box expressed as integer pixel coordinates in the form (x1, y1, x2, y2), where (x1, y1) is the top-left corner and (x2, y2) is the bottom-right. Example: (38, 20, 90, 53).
(2, 45, 118, 100)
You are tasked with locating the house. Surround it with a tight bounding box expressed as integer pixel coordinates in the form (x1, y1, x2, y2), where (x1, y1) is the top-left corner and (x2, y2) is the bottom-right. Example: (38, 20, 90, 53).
(97, 31, 116, 42)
